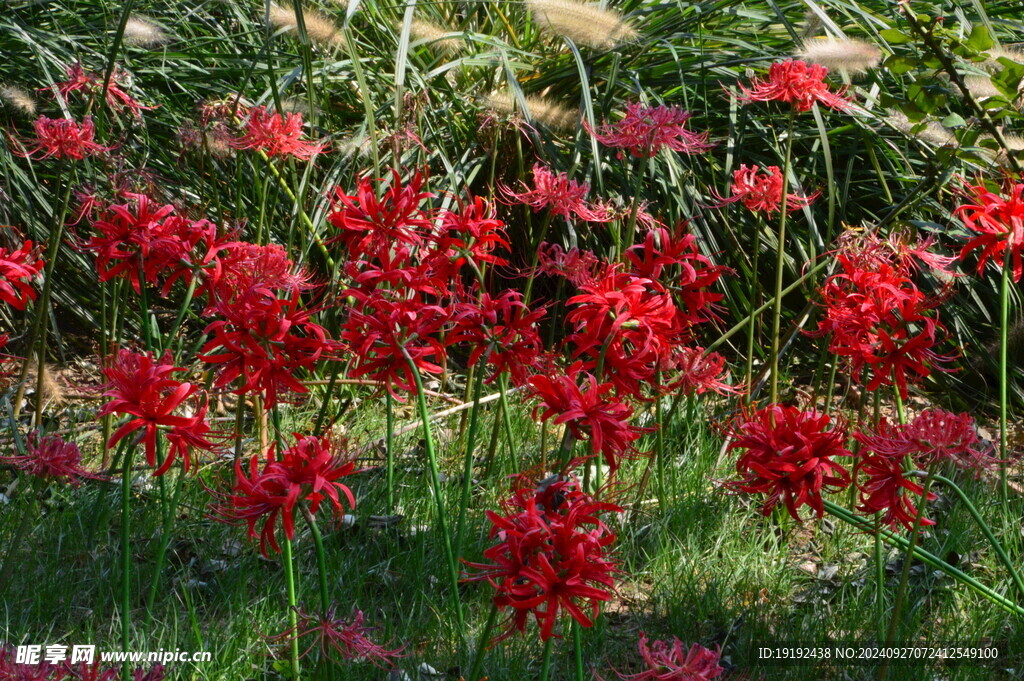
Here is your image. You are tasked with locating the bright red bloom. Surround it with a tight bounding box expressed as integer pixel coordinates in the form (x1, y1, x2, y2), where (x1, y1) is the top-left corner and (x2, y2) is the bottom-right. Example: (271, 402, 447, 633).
(500, 163, 613, 223)
(271, 605, 405, 666)
(528, 365, 643, 471)
(213, 434, 358, 556)
(714, 164, 819, 215)
(955, 177, 1024, 281)
(433, 195, 510, 267)
(901, 409, 996, 470)
(811, 253, 954, 399)
(231, 106, 326, 160)
(854, 419, 937, 530)
(726, 404, 851, 520)
(339, 291, 448, 399)
(665, 347, 738, 397)
(0, 431, 97, 485)
(586, 101, 713, 158)
(604, 633, 725, 681)
(98, 348, 214, 475)
(9, 116, 111, 160)
(447, 289, 545, 386)
(327, 169, 433, 260)
(735, 59, 851, 112)
(464, 475, 619, 641)
(535, 242, 609, 288)
(832, 228, 959, 279)
(201, 289, 336, 409)
(48, 62, 155, 118)
(0, 238, 43, 310)
(210, 241, 312, 307)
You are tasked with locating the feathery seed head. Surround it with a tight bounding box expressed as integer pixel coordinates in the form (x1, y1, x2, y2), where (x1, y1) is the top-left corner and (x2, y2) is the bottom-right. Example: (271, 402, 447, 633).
(123, 14, 170, 48)
(0, 85, 36, 116)
(885, 112, 956, 147)
(527, 0, 637, 50)
(485, 92, 578, 130)
(796, 37, 881, 75)
(268, 3, 342, 47)
(408, 18, 463, 54)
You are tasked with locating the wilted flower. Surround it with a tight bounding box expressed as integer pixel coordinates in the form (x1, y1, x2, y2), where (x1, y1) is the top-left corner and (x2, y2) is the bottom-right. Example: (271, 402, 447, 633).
(735, 59, 851, 112)
(726, 403, 851, 520)
(0, 431, 97, 485)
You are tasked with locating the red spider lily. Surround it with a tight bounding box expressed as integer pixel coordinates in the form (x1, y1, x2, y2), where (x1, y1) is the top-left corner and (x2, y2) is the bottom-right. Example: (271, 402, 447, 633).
(201, 289, 336, 409)
(98, 348, 214, 476)
(447, 289, 545, 386)
(83, 193, 225, 296)
(902, 409, 996, 471)
(811, 253, 954, 399)
(9, 116, 111, 161)
(535, 242, 610, 288)
(433, 195, 510, 267)
(601, 633, 725, 681)
(0, 431, 98, 485)
(854, 420, 937, 531)
(231, 106, 326, 160)
(327, 169, 433, 260)
(47, 62, 155, 118)
(664, 347, 738, 397)
(586, 101, 713, 158)
(713, 164, 819, 215)
(270, 605, 405, 667)
(464, 475, 620, 641)
(955, 177, 1024, 281)
(339, 291, 449, 399)
(500, 163, 614, 223)
(211, 434, 358, 556)
(528, 365, 643, 472)
(0, 238, 43, 310)
(832, 228, 959, 279)
(210, 241, 312, 306)
(726, 403, 851, 520)
(735, 59, 851, 112)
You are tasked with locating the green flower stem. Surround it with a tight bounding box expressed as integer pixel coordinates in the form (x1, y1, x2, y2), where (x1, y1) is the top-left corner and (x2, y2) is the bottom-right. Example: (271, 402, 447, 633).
(120, 444, 137, 671)
(572, 621, 584, 681)
(0, 478, 40, 600)
(169, 276, 199, 363)
(769, 109, 797, 404)
(884, 466, 937, 650)
(654, 372, 666, 513)
(386, 388, 396, 511)
(144, 447, 187, 632)
(467, 600, 499, 681)
(874, 513, 885, 636)
(455, 355, 488, 560)
(257, 150, 333, 268)
(312, 360, 343, 437)
(301, 505, 331, 613)
(539, 637, 555, 681)
(401, 347, 466, 644)
(522, 213, 553, 305)
(929, 473, 1024, 602)
(823, 500, 1024, 616)
(281, 537, 301, 680)
(998, 255, 1011, 508)
(619, 154, 652, 260)
(745, 215, 763, 402)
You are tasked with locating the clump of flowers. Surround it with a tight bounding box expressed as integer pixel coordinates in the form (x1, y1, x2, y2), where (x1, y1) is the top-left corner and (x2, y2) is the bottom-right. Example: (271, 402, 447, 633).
(0, 237, 43, 310)
(9, 115, 111, 160)
(500, 163, 613, 223)
(735, 59, 851, 112)
(212, 434, 359, 556)
(726, 403, 851, 520)
(99, 348, 215, 475)
(713, 164, 819, 215)
(447, 288, 545, 386)
(587, 101, 713, 158)
(270, 605, 405, 667)
(47, 62, 155, 118)
(231, 106, 326, 160)
(955, 176, 1024, 281)
(602, 633, 725, 681)
(465, 474, 620, 641)
(0, 431, 97, 485)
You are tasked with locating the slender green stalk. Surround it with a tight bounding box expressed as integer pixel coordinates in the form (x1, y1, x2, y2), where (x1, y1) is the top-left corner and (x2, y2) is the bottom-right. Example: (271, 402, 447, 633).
(572, 620, 584, 681)
(281, 537, 301, 680)
(769, 110, 797, 404)
(120, 445, 137, 676)
(0, 478, 39, 600)
(884, 467, 936, 652)
(144, 449, 186, 632)
(301, 505, 331, 613)
(654, 373, 666, 513)
(467, 601, 499, 681)
(386, 388, 396, 511)
(745, 216, 762, 402)
(522, 213, 553, 305)
(619, 154, 652, 259)
(400, 348, 466, 642)
(874, 514, 885, 636)
(455, 355, 488, 559)
(539, 636, 555, 681)
(998, 253, 1011, 508)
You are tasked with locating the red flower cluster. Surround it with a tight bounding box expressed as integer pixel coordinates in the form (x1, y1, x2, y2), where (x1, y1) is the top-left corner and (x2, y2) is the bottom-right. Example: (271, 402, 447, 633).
(528, 365, 643, 472)
(0, 431, 97, 485)
(501, 163, 613, 223)
(0, 644, 164, 681)
(83, 193, 227, 296)
(955, 177, 1024, 281)
(214, 434, 358, 556)
(99, 348, 215, 475)
(465, 474, 619, 641)
(715, 164, 819, 215)
(0, 238, 43, 310)
(47, 62, 155, 118)
(604, 633, 724, 681)
(10, 116, 111, 161)
(735, 59, 851, 112)
(727, 403, 851, 520)
(447, 289, 545, 386)
(587, 101, 713, 158)
(231, 106, 326, 160)
(811, 244, 954, 399)
(535, 242, 609, 287)
(272, 605, 405, 667)
(666, 346, 737, 397)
